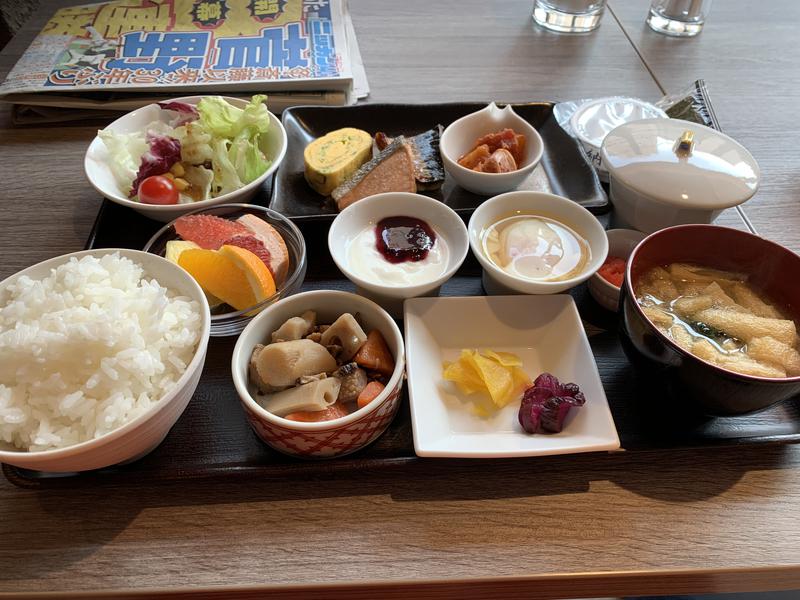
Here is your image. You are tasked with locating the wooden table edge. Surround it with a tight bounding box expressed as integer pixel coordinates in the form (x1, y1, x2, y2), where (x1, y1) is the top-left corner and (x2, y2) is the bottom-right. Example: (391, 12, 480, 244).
(5, 564, 800, 599)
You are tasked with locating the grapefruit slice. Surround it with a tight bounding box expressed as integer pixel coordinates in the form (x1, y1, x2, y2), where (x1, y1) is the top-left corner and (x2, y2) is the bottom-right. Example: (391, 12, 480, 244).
(223, 234, 273, 275)
(174, 214, 249, 250)
(237, 214, 290, 286)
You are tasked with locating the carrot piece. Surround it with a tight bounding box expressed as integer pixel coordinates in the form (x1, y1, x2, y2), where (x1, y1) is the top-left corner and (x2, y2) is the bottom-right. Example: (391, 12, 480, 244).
(353, 330, 396, 376)
(284, 402, 349, 423)
(357, 381, 386, 409)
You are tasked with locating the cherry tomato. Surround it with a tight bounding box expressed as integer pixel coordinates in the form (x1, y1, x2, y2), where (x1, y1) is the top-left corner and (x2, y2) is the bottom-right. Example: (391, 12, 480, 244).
(138, 175, 179, 205)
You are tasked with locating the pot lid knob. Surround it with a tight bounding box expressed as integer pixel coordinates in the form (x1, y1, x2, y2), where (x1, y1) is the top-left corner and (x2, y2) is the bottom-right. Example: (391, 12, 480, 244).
(674, 130, 695, 157)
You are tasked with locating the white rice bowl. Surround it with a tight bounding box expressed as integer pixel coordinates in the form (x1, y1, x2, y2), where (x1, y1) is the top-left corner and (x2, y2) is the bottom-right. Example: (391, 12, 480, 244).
(0, 252, 202, 452)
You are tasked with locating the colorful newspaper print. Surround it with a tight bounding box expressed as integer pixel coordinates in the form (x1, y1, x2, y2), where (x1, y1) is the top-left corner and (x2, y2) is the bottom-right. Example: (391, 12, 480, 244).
(1, 0, 345, 92)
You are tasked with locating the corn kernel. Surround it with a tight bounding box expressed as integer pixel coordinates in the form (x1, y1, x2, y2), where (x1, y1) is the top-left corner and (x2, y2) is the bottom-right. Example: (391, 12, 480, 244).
(170, 162, 185, 177)
(173, 177, 190, 191)
(163, 172, 175, 181)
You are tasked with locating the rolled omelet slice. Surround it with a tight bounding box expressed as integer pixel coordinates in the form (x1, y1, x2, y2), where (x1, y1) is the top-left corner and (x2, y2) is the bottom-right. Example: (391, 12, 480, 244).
(304, 128, 373, 195)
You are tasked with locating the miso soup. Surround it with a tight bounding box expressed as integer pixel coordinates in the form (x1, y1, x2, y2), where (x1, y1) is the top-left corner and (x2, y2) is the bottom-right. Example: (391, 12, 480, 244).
(635, 263, 800, 379)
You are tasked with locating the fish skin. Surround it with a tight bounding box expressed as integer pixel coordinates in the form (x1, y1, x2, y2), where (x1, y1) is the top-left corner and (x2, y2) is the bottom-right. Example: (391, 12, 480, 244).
(374, 126, 445, 190)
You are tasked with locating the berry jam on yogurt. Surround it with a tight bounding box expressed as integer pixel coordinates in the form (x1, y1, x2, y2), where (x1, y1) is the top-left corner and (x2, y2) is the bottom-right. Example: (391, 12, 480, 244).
(375, 216, 436, 263)
(347, 216, 448, 286)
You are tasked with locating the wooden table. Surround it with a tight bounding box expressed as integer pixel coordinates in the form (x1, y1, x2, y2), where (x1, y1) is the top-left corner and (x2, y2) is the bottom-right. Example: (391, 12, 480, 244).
(2, 1, 800, 598)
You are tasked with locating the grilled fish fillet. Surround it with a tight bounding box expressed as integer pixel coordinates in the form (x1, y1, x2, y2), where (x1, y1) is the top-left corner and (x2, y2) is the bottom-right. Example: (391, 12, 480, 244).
(332, 137, 416, 211)
(375, 126, 445, 190)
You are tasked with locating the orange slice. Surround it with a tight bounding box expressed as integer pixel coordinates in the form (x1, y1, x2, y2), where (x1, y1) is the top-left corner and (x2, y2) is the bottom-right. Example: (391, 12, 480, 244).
(178, 245, 276, 311)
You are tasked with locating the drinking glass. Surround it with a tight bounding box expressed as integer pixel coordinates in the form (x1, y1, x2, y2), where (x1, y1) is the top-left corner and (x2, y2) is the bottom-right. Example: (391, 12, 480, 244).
(647, 0, 712, 37)
(532, 0, 606, 34)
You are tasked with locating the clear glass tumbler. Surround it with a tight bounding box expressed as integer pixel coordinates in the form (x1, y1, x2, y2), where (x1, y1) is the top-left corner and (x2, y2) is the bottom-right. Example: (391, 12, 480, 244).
(532, 0, 606, 33)
(647, 0, 712, 37)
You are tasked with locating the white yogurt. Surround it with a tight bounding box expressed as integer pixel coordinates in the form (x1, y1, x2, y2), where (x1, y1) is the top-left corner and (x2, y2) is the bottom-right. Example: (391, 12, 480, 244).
(346, 225, 449, 287)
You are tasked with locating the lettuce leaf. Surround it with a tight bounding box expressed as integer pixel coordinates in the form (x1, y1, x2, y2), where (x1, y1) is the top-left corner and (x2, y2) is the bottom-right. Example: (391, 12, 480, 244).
(197, 94, 270, 140)
(197, 95, 272, 187)
(98, 129, 148, 194)
(209, 138, 243, 196)
(228, 135, 270, 184)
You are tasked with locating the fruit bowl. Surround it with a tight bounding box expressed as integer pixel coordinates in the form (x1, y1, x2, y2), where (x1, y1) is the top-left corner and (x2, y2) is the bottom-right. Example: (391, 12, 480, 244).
(144, 204, 306, 336)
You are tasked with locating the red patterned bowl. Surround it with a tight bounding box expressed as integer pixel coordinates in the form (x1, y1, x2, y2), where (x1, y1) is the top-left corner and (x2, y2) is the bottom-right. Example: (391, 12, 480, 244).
(231, 290, 405, 458)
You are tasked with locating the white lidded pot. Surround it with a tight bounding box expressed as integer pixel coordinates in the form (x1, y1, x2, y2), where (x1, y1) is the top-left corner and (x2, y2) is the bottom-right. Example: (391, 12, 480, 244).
(600, 118, 760, 234)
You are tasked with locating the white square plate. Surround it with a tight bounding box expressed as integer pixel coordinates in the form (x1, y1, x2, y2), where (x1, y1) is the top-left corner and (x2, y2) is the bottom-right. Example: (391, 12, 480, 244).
(404, 295, 620, 458)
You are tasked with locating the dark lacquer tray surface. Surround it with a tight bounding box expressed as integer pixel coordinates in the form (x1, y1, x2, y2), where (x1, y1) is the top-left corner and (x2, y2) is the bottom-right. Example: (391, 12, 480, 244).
(271, 103, 608, 221)
(5, 102, 800, 489)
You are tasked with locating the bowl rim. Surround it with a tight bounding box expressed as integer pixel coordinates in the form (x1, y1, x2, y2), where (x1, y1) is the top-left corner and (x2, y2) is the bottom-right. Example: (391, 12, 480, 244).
(600, 118, 760, 210)
(468, 190, 609, 290)
(327, 192, 469, 295)
(0, 248, 211, 458)
(231, 289, 406, 432)
(439, 103, 544, 179)
(625, 223, 800, 384)
(84, 95, 288, 213)
(142, 202, 307, 320)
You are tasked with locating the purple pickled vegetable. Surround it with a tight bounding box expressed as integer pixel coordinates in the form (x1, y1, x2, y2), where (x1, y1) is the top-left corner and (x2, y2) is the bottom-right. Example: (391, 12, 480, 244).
(518, 373, 586, 434)
(157, 101, 199, 126)
(130, 132, 181, 197)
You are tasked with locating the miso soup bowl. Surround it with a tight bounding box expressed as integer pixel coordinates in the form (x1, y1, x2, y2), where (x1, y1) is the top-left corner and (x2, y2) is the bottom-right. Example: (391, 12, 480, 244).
(620, 224, 800, 416)
(232, 290, 405, 459)
(468, 191, 608, 295)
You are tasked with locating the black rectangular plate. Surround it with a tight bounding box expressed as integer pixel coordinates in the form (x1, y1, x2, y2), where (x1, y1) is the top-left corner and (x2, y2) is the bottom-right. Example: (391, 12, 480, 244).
(4, 200, 800, 489)
(271, 102, 608, 221)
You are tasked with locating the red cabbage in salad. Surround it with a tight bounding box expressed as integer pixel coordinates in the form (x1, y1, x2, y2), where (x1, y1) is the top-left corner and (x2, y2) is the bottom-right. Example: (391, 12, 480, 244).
(157, 101, 200, 126)
(130, 132, 181, 197)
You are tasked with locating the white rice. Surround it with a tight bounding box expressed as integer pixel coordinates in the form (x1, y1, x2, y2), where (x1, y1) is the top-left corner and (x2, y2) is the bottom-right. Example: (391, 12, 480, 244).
(0, 253, 202, 451)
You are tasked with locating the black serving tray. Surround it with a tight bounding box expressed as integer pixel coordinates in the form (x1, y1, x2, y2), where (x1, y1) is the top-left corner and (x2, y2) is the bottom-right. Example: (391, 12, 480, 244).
(5, 104, 800, 489)
(271, 102, 608, 221)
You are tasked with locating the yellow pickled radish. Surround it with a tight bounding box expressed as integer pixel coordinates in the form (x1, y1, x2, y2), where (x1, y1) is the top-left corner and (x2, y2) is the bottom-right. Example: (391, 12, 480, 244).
(442, 349, 531, 411)
(178, 245, 275, 311)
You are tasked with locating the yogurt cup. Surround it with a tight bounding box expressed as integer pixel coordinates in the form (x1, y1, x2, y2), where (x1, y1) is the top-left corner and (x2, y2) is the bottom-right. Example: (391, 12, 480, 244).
(328, 193, 469, 317)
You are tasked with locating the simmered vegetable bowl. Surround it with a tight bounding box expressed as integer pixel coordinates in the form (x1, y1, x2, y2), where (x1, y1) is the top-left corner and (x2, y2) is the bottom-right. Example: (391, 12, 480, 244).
(99, 95, 273, 205)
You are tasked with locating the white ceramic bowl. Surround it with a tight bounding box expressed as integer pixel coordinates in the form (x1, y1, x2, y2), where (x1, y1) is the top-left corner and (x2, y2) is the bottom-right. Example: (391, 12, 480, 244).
(328, 192, 469, 316)
(468, 191, 609, 295)
(0, 248, 211, 473)
(440, 103, 544, 196)
(232, 290, 405, 459)
(587, 228, 647, 311)
(85, 95, 288, 222)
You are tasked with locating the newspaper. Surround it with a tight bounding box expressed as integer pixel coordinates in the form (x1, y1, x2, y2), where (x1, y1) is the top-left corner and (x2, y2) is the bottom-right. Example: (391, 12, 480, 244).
(0, 0, 369, 121)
